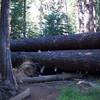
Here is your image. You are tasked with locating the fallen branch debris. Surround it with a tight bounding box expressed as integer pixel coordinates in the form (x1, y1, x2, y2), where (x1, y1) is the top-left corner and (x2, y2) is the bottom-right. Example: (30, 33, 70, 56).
(10, 88, 31, 100)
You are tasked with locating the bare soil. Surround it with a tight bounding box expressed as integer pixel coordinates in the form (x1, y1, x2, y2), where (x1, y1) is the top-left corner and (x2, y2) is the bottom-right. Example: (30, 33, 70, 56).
(20, 81, 72, 100)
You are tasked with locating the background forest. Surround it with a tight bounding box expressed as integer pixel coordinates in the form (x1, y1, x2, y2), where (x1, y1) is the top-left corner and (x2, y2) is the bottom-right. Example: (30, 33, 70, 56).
(9, 0, 100, 38)
(0, 1, 100, 99)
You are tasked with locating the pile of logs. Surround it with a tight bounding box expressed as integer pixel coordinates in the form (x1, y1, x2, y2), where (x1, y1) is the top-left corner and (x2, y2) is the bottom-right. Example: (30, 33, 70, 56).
(11, 32, 100, 74)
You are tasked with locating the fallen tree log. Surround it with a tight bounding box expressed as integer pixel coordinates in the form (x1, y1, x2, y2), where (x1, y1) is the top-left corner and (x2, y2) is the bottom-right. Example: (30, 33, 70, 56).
(10, 88, 31, 100)
(21, 74, 80, 83)
(12, 50, 100, 74)
(11, 32, 100, 51)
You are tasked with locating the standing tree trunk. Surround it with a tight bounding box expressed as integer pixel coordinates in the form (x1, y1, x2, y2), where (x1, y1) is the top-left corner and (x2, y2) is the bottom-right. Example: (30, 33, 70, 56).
(78, 0, 96, 32)
(64, 0, 68, 33)
(89, 0, 96, 32)
(39, 0, 44, 35)
(0, 0, 16, 93)
(84, 0, 90, 32)
(23, 0, 26, 38)
(78, 0, 84, 32)
(96, 0, 100, 32)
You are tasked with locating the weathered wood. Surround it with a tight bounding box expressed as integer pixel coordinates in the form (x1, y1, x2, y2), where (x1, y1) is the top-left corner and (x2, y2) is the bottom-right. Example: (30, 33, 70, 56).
(11, 32, 100, 51)
(12, 50, 100, 74)
(21, 74, 80, 83)
(10, 88, 31, 100)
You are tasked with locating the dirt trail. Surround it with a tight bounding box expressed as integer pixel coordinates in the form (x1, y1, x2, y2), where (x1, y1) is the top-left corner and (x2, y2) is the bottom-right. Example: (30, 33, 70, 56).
(21, 81, 72, 100)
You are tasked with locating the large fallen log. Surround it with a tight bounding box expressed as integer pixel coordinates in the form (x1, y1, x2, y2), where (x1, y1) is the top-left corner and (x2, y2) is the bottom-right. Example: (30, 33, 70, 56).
(12, 50, 100, 74)
(11, 32, 100, 51)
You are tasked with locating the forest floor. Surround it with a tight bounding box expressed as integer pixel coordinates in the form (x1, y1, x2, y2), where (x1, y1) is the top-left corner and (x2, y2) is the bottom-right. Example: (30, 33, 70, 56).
(19, 75, 100, 100)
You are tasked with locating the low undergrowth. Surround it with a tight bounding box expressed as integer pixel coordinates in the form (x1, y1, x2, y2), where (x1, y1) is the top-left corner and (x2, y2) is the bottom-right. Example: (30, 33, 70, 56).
(58, 86, 100, 100)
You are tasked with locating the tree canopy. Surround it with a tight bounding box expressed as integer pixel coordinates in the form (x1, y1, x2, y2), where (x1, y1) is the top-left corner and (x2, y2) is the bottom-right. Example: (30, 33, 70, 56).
(9, 0, 100, 39)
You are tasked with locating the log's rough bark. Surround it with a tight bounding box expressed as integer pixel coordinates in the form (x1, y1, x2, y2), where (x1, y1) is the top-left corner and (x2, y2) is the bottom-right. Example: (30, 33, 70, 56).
(12, 50, 100, 74)
(11, 32, 100, 51)
(21, 74, 80, 83)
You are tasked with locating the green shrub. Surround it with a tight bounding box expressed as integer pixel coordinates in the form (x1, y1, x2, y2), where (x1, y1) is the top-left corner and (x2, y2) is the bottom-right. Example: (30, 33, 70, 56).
(58, 86, 100, 100)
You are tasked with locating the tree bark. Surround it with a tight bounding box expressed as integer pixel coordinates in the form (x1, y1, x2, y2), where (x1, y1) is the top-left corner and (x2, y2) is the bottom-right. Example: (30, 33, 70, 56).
(12, 50, 100, 74)
(23, 0, 26, 38)
(11, 32, 100, 51)
(77, 0, 96, 32)
(0, 0, 16, 90)
(78, 0, 84, 32)
(84, 0, 90, 32)
(21, 74, 80, 83)
(89, 0, 96, 32)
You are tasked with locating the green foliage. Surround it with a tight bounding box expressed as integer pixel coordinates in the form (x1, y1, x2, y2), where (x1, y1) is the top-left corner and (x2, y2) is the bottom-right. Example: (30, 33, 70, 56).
(58, 86, 100, 100)
(10, 0, 39, 39)
(42, 0, 75, 36)
(43, 12, 64, 36)
(43, 11, 74, 36)
(10, 0, 100, 38)
(10, 0, 24, 39)
(26, 22, 40, 38)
